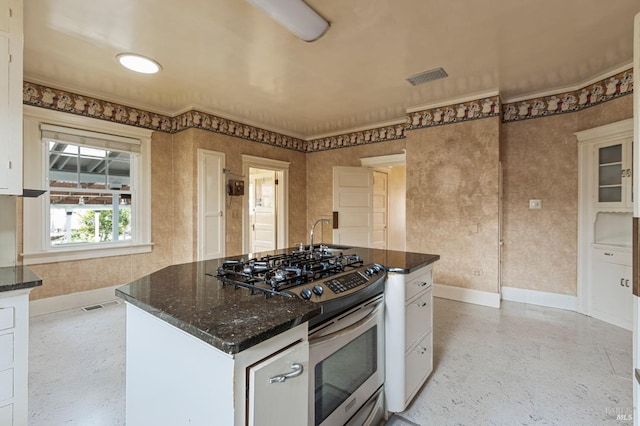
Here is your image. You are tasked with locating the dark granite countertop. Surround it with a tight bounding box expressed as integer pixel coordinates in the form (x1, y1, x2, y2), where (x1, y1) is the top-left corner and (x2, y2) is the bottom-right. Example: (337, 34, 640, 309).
(0, 265, 43, 293)
(116, 246, 439, 355)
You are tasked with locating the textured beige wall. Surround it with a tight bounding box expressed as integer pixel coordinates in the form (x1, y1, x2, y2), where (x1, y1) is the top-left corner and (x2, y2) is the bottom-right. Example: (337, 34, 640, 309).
(387, 165, 406, 251)
(501, 114, 579, 295)
(406, 118, 501, 293)
(26, 129, 307, 300)
(501, 95, 632, 295)
(306, 140, 407, 245)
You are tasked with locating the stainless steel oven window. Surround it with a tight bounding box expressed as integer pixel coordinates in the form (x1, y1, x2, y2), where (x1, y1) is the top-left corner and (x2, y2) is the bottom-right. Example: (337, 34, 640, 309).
(314, 326, 377, 425)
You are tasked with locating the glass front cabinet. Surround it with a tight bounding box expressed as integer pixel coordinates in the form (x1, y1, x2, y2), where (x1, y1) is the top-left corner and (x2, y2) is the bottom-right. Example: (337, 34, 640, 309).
(596, 137, 633, 209)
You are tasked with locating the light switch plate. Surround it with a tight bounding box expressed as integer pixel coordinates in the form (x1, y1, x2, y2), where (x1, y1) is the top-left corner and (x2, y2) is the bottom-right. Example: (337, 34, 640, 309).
(529, 199, 542, 209)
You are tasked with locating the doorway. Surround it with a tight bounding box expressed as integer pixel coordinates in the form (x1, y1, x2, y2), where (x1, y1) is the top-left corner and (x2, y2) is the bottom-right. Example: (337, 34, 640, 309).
(249, 168, 277, 252)
(242, 155, 290, 254)
(332, 152, 406, 251)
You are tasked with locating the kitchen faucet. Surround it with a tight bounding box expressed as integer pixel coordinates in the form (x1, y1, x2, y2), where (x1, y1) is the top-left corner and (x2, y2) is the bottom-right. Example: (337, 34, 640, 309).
(309, 218, 331, 252)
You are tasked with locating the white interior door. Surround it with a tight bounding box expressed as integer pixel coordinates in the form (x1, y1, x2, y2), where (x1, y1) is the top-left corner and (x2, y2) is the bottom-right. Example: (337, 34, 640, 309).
(197, 150, 225, 260)
(333, 166, 373, 247)
(251, 169, 276, 253)
(372, 171, 388, 249)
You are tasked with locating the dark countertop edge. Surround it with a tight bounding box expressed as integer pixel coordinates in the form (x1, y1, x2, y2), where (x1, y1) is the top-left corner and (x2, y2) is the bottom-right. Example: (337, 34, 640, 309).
(115, 288, 321, 355)
(0, 266, 43, 293)
(385, 254, 441, 274)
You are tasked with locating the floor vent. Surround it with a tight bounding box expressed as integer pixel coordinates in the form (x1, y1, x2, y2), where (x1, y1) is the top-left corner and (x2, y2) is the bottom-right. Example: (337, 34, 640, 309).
(81, 300, 120, 312)
(405, 67, 448, 86)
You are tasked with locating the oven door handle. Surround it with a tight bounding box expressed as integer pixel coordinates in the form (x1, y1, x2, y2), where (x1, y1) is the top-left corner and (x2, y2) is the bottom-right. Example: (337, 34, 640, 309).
(309, 299, 383, 345)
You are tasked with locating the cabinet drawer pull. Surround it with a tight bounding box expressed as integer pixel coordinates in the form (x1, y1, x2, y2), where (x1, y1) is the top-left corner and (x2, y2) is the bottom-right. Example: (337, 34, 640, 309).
(626, 279, 630, 288)
(415, 301, 427, 307)
(269, 363, 303, 384)
(605, 252, 614, 256)
(621, 278, 625, 287)
(417, 281, 428, 287)
(416, 346, 427, 355)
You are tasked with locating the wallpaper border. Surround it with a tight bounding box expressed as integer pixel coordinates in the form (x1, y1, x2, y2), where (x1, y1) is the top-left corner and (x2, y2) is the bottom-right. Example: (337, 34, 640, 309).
(23, 67, 633, 153)
(502, 69, 633, 123)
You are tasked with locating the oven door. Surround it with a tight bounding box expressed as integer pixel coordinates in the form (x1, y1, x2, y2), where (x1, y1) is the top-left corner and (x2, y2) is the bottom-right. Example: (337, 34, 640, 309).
(308, 295, 385, 426)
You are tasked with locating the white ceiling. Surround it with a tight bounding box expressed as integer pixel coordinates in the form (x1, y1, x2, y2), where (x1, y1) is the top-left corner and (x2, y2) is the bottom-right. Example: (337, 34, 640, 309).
(24, 0, 639, 139)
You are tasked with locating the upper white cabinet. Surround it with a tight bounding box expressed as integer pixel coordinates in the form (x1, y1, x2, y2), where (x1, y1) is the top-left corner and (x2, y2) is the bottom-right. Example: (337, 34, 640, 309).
(0, 0, 22, 195)
(575, 119, 633, 212)
(595, 138, 633, 209)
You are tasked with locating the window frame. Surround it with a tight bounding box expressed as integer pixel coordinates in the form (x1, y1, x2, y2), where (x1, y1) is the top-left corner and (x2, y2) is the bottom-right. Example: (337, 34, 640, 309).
(22, 106, 153, 265)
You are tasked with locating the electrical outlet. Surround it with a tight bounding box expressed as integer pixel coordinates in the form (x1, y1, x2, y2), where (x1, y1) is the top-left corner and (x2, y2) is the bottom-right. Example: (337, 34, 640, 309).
(529, 199, 542, 209)
(472, 269, 482, 277)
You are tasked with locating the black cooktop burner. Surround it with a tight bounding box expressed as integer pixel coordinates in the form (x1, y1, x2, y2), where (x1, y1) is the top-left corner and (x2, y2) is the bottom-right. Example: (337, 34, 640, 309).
(212, 249, 364, 298)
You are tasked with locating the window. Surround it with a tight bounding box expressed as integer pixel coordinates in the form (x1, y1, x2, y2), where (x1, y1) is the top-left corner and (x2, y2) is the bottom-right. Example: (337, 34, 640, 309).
(22, 107, 152, 264)
(43, 126, 137, 247)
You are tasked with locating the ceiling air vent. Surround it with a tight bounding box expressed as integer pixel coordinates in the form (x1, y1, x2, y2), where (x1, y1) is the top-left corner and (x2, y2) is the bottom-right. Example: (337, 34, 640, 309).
(405, 67, 448, 86)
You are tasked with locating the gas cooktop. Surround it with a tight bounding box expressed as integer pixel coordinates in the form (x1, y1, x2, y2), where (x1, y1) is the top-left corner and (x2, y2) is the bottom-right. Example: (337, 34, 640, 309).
(212, 247, 384, 304)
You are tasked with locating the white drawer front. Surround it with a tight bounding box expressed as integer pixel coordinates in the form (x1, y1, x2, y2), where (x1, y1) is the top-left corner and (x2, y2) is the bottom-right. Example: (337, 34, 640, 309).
(0, 368, 13, 403)
(0, 403, 12, 425)
(0, 334, 12, 367)
(594, 248, 632, 266)
(405, 289, 432, 349)
(405, 267, 433, 302)
(404, 332, 433, 402)
(0, 308, 14, 332)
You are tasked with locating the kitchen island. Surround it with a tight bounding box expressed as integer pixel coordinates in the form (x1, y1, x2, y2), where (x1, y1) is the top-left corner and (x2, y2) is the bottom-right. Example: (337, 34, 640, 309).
(0, 266, 42, 426)
(116, 246, 438, 426)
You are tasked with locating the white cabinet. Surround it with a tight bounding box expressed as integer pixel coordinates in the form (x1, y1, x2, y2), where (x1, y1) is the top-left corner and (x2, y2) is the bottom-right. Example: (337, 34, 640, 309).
(591, 248, 632, 330)
(0, 289, 30, 426)
(576, 119, 634, 327)
(595, 138, 633, 209)
(124, 303, 309, 426)
(0, 0, 22, 195)
(385, 264, 434, 413)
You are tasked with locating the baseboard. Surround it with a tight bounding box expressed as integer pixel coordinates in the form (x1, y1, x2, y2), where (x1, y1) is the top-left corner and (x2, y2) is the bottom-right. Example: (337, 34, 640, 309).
(501, 286, 577, 311)
(29, 285, 121, 317)
(433, 284, 501, 308)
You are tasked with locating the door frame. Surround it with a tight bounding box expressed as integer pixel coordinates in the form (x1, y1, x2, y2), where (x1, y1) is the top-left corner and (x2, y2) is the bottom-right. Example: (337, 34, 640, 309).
(242, 155, 290, 253)
(360, 151, 406, 251)
(197, 149, 226, 261)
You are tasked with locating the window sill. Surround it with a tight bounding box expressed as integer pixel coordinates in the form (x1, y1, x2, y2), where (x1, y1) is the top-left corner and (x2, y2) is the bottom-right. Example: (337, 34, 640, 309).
(21, 243, 154, 265)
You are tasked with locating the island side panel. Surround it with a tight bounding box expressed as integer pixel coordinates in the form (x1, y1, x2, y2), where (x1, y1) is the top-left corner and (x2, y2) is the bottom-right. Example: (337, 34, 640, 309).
(125, 303, 235, 426)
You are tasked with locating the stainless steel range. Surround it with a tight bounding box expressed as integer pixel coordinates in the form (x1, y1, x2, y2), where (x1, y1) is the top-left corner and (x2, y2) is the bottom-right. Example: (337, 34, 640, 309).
(215, 246, 386, 327)
(215, 245, 386, 425)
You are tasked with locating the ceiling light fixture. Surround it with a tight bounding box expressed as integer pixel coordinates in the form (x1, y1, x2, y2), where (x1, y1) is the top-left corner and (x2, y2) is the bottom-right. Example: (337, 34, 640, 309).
(246, 0, 329, 42)
(116, 53, 162, 74)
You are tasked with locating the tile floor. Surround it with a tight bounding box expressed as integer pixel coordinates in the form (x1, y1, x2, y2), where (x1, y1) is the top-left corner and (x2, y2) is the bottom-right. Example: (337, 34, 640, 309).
(28, 298, 632, 425)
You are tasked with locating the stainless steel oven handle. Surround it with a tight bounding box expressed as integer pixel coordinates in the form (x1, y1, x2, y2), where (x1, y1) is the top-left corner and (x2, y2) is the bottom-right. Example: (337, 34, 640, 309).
(310, 299, 383, 345)
(268, 363, 304, 384)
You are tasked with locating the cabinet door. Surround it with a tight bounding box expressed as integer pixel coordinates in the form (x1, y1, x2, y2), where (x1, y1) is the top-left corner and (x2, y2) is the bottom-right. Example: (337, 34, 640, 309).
(591, 261, 632, 329)
(595, 139, 633, 208)
(404, 332, 433, 405)
(0, 0, 8, 33)
(0, 33, 9, 190)
(405, 288, 432, 350)
(247, 342, 309, 426)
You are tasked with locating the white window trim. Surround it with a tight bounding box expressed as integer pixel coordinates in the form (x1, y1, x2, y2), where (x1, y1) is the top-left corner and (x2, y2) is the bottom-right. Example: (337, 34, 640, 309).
(21, 105, 153, 265)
